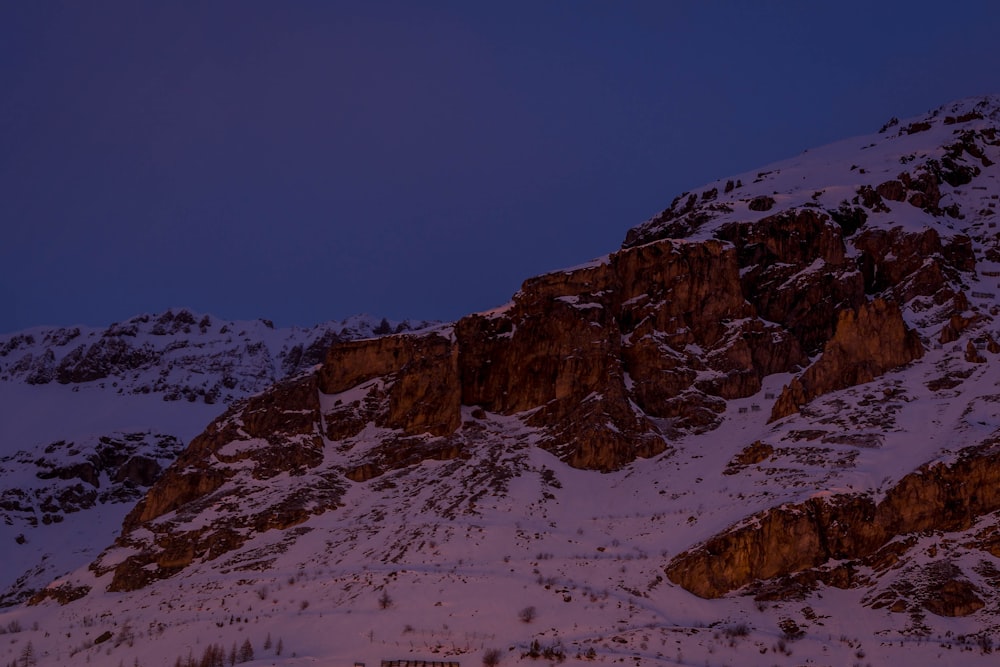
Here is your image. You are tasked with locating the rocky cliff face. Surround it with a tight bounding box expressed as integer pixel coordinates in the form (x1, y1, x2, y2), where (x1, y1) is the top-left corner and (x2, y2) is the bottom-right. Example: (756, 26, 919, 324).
(348, 228, 870, 468)
(47, 96, 1000, 615)
(319, 333, 461, 438)
(666, 438, 1000, 600)
(769, 298, 925, 421)
(91, 374, 343, 593)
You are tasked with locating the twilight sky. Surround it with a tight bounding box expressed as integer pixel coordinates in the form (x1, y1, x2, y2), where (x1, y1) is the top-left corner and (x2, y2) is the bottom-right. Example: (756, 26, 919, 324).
(2, 1, 999, 334)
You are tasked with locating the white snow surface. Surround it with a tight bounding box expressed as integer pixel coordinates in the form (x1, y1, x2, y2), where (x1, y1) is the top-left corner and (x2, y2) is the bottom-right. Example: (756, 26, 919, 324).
(627, 94, 1000, 247)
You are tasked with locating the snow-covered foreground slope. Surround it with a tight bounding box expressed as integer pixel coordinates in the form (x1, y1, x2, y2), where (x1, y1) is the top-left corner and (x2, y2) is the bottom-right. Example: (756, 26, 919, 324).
(4, 361, 999, 667)
(3, 97, 1000, 667)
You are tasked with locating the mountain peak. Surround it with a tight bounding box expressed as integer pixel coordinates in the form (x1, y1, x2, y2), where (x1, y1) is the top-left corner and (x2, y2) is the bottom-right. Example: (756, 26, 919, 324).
(624, 92, 1000, 250)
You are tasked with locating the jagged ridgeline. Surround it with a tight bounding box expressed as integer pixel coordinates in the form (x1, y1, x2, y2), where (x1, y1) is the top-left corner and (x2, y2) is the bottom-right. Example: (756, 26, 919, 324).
(0, 310, 432, 404)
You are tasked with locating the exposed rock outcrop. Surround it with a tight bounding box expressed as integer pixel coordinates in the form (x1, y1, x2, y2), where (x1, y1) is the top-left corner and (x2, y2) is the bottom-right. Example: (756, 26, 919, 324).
(716, 208, 864, 353)
(0, 432, 184, 530)
(320, 332, 461, 437)
(666, 440, 1000, 599)
(770, 299, 924, 421)
(455, 238, 772, 468)
(320, 236, 806, 473)
(920, 572, 984, 618)
(854, 226, 972, 307)
(94, 375, 337, 592)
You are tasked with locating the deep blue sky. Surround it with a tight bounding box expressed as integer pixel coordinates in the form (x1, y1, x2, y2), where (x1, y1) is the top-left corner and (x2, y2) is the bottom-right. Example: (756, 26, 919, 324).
(2, 1, 999, 333)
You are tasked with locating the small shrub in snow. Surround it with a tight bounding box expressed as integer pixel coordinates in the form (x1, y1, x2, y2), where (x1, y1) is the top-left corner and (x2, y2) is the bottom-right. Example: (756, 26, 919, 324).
(522, 639, 564, 662)
(723, 623, 750, 638)
(1, 620, 22, 634)
(482, 647, 503, 667)
(518, 606, 537, 623)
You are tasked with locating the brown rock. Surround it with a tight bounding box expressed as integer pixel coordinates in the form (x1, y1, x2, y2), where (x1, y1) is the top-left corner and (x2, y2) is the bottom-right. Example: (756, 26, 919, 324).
(875, 179, 906, 202)
(858, 185, 889, 212)
(966, 340, 986, 363)
(123, 374, 325, 531)
(667, 443, 1000, 598)
(922, 578, 984, 617)
(28, 584, 90, 606)
(943, 234, 976, 272)
(853, 226, 965, 304)
(724, 441, 774, 474)
(92, 372, 344, 593)
(457, 280, 620, 417)
(770, 299, 924, 421)
(717, 209, 863, 353)
(320, 332, 461, 437)
(900, 168, 942, 212)
(343, 437, 464, 483)
(939, 313, 978, 344)
(454, 236, 803, 470)
(112, 456, 162, 487)
(125, 465, 227, 531)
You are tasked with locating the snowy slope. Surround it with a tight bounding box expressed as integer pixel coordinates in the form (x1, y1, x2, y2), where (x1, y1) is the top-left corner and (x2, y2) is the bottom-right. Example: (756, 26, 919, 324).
(2, 97, 1000, 667)
(626, 95, 1000, 249)
(0, 311, 433, 608)
(0, 309, 432, 403)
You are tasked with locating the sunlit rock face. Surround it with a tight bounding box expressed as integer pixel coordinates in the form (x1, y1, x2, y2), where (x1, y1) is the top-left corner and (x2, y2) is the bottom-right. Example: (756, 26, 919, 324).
(769, 298, 925, 422)
(666, 442, 1000, 603)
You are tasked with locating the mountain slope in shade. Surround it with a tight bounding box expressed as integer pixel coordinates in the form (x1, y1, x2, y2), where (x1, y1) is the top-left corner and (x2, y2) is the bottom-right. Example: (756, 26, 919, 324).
(2, 96, 1000, 667)
(0, 309, 432, 404)
(0, 311, 433, 608)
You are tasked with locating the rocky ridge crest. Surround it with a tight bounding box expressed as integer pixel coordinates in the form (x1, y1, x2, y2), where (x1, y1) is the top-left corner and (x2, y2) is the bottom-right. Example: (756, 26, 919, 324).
(0, 310, 432, 405)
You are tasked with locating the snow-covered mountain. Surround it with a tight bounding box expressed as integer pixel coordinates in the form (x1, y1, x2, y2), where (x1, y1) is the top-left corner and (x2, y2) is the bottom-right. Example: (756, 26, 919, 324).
(3, 96, 1000, 667)
(0, 309, 430, 403)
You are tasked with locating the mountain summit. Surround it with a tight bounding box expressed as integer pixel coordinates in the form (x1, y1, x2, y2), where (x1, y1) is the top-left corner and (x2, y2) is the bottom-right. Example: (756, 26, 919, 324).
(7, 96, 1000, 666)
